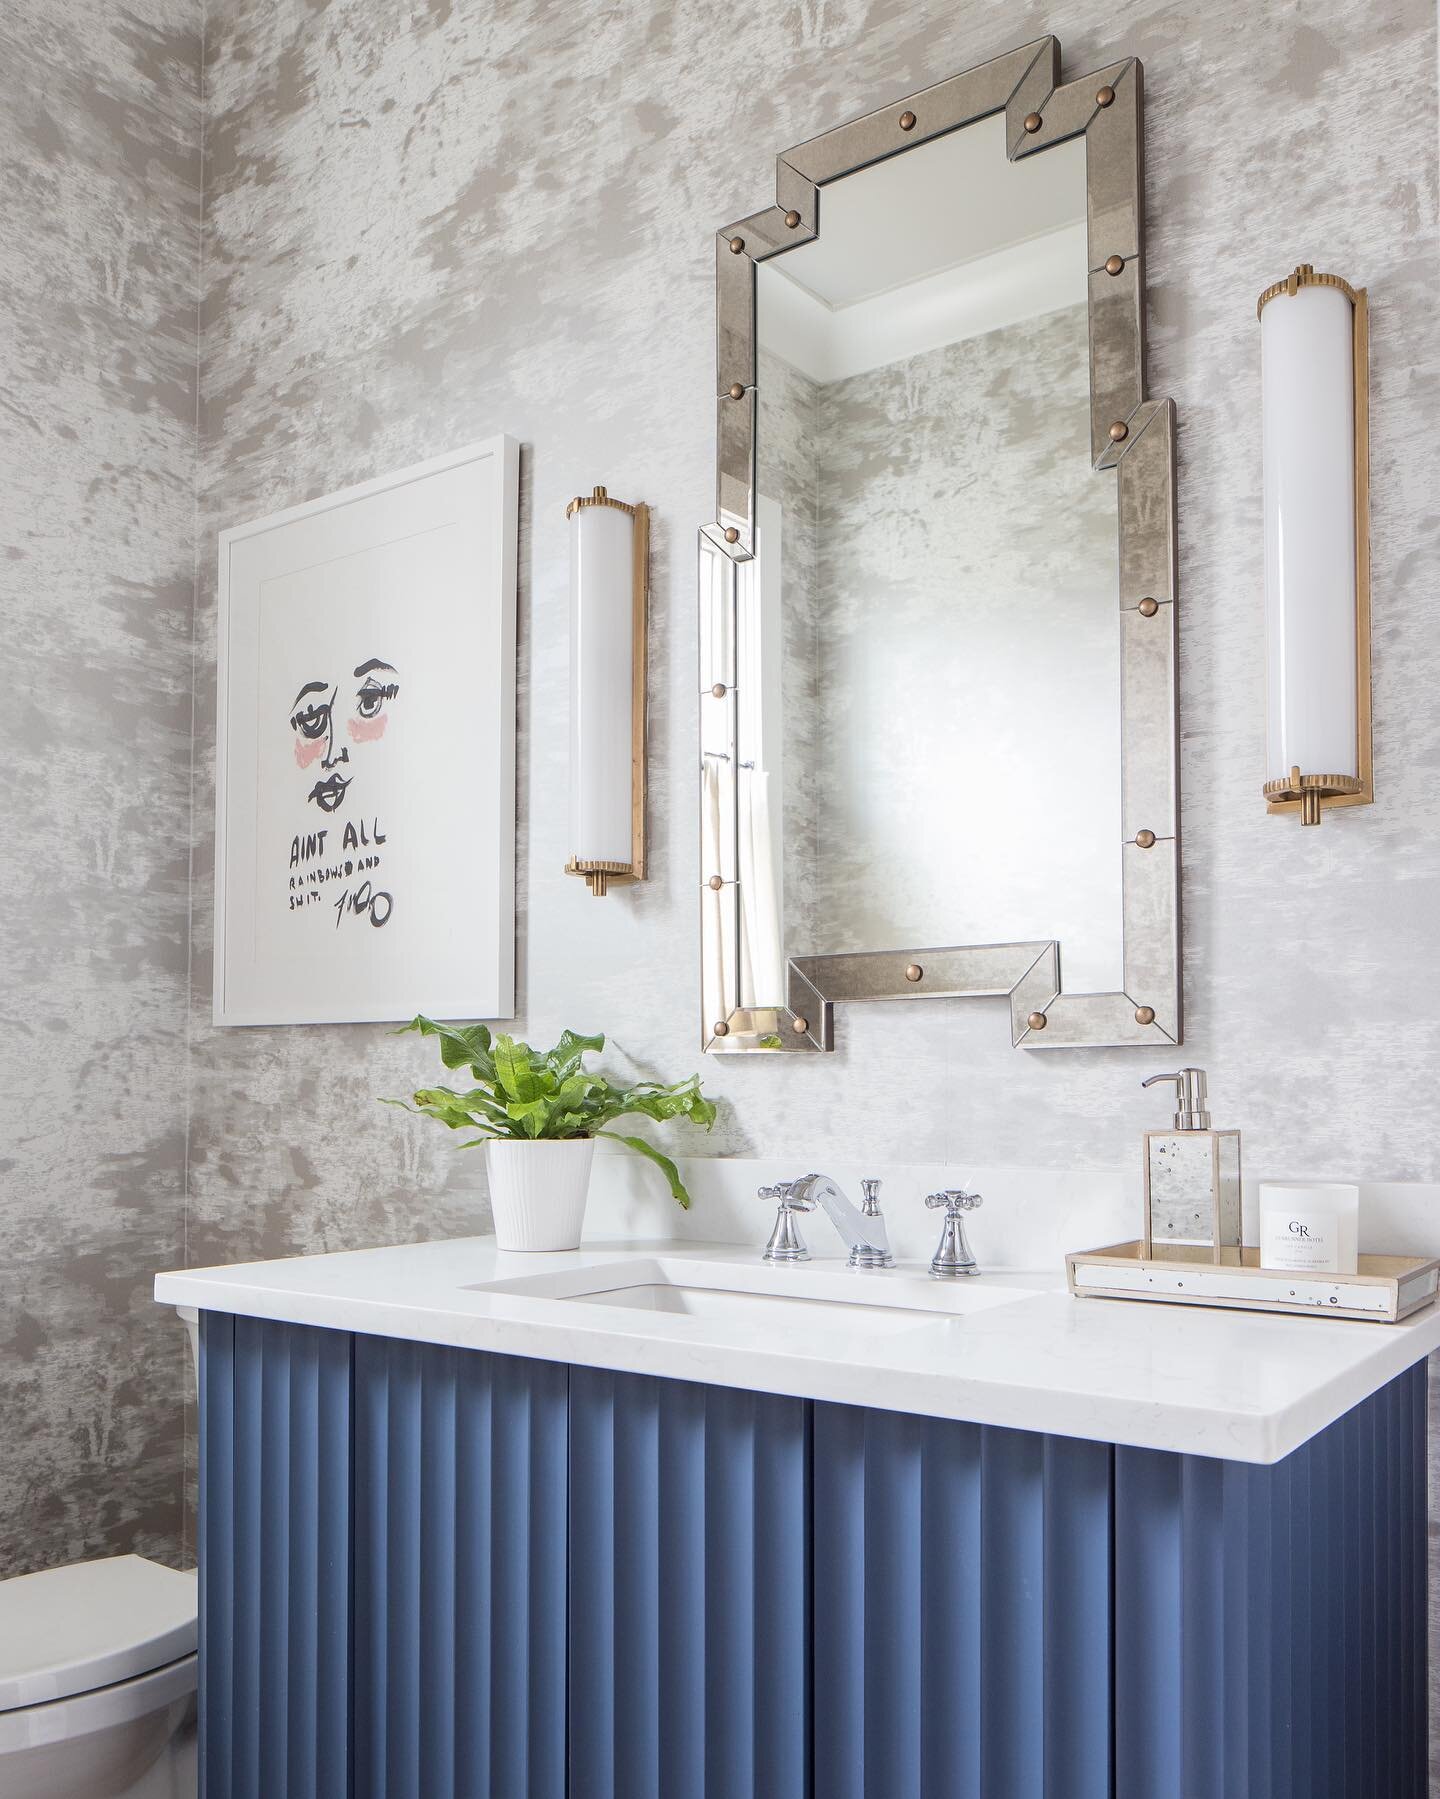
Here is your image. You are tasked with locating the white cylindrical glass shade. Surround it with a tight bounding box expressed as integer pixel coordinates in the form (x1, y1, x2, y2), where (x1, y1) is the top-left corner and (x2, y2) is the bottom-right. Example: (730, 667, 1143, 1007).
(1261, 281, 1359, 783)
(569, 500, 637, 866)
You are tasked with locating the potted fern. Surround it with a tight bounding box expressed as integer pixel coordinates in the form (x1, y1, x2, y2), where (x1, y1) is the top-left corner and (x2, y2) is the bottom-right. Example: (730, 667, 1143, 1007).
(386, 1017, 718, 1251)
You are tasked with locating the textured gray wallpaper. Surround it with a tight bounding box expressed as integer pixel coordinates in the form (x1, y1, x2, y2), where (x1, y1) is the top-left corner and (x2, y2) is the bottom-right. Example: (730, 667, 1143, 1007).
(805, 303, 1122, 980)
(755, 345, 822, 989)
(0, 0, 200, 1575)
(757, 301, 1121, 985)
(188, 0, 1439, 1245)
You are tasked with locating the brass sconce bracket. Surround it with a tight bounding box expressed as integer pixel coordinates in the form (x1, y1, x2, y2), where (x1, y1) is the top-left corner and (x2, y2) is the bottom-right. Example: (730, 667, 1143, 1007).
(1262, 767, 1365, 828)
(565, 857, 637, 899)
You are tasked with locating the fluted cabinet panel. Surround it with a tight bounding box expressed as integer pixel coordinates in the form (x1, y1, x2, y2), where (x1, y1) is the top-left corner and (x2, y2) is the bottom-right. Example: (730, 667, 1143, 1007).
(352, 1336, 568, 1799)
(568, 1367, 811, 1799)
(1115, 1363, 1426, 1799)
(811, 1404, 1112, 1799)
(198, 1317, 1424, 1799)
(199, 1313, 352, 1799)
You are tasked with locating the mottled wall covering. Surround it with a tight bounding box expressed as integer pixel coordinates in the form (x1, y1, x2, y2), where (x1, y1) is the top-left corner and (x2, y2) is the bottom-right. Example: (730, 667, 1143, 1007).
(754, 346, 822, 995)
(192, 0, 1439, 1226)
(0, 0, 201, 1574)
(757, 300, 1120, 985)
(805, 303, 1121, 983)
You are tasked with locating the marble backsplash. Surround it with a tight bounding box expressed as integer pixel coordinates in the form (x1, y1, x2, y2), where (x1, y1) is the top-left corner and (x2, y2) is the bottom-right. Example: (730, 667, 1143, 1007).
(582, 1149, 1440, 1273)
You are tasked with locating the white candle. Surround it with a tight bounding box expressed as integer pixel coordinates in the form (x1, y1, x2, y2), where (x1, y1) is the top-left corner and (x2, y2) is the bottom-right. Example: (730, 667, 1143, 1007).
(1258, 1182, 1359, 1275)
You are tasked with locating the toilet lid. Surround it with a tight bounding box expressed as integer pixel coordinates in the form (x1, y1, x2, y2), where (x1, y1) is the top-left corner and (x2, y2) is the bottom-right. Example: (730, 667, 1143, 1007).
(0, 1554, 197, 1712)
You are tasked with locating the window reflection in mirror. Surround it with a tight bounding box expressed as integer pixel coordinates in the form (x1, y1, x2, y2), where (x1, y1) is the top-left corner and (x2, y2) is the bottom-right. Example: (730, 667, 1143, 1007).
(741, 114, 1122, 1011)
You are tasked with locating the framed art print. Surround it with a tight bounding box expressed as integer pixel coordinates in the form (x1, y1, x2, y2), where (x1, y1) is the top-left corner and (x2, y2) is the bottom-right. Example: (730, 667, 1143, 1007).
(214, 436, 518, 1025)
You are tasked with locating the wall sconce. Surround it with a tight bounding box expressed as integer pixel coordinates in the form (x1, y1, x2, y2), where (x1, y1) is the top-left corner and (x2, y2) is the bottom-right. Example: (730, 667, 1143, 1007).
(1257, 264, 1372, 826)
(566, 486, 649, 895)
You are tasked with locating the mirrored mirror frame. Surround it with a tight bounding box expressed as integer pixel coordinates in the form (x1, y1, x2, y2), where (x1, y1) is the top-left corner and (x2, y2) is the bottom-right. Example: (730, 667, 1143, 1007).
(698, 36, 1180, 1054)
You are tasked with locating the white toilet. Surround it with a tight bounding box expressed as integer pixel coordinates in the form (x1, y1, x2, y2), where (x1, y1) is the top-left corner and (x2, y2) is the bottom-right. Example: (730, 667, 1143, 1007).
(0, 1309, 200, 1797)
(0, 1553, 197, 1797)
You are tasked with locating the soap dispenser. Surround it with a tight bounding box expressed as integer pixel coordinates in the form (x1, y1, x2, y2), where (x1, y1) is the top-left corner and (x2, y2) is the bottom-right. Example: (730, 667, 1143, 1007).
(1140, 1068, 1242, 1261)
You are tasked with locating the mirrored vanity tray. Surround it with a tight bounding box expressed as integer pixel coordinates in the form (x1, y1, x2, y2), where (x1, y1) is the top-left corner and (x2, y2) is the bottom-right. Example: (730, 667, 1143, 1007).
(1067, 1241, 1440, 1324)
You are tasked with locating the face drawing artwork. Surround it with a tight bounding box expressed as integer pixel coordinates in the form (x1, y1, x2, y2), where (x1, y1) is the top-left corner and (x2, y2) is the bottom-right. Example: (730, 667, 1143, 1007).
(289, 658, 400, 812)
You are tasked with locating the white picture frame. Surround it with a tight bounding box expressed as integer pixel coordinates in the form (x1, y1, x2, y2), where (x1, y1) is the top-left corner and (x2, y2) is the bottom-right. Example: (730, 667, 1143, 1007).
(213, 436, 518, 1026)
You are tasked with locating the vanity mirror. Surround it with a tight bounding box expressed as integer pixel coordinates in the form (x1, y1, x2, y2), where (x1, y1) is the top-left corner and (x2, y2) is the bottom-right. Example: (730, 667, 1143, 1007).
(700, 37, 1179, 1053)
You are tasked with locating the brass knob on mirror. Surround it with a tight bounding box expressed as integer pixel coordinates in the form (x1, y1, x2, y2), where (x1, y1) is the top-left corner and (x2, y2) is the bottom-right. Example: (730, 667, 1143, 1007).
(707, 874, 724, 890)
(1109, 420, 1129, 442)
(723, 527, 739, 543)
(899, 111, 917, 131)
(728, 236, 745, 254)
(1135, 1005, 1156, 1026)
(1096, 84, 1116, 107)
(710, 682, 728, 699)
(791, 1016, 809, 1035)
(1027, 1011, 1048, 1031)
(1105, 254, 1125, 276)
(713, 1020, 730, 1036)
(1135, 829, 1157, 849)
(1138, 596, 1159, 617)
(905, 964, 923, 982)
(727, 382, 745, 401)
(784, 209, 802, 228)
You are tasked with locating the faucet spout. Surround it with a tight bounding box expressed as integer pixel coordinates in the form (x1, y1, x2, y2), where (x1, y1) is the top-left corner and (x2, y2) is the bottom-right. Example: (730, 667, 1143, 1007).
(787, 1173, 893, 1269)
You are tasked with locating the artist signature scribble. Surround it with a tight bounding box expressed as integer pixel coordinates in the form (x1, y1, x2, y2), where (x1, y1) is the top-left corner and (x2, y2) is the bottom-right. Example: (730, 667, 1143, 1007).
(333, 880, 393, 929)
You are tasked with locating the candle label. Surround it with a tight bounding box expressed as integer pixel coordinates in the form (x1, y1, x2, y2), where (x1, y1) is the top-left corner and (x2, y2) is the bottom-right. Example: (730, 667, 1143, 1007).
(1260, 1208, 1342, 1273)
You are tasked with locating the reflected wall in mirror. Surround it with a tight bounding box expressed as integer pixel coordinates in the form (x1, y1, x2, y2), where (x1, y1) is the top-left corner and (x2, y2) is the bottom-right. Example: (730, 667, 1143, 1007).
(755, 119, 1121, 992)
(702, 38, 1180, 1054)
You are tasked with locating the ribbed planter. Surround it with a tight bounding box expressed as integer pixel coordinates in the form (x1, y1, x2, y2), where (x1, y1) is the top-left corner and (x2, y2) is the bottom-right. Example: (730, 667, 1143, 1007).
(484, 1138, 596, 1251)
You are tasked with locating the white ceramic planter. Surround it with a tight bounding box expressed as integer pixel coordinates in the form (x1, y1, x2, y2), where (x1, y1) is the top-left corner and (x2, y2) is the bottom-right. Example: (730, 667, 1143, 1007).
(484, 1138, 596, 1252)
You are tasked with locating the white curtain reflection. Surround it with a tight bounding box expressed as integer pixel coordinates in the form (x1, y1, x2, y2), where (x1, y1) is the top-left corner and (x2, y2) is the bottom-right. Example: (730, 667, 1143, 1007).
(738, 767, 784, 1007)
(700, 756, 733, 1029)
(735, 500, 788, 1010)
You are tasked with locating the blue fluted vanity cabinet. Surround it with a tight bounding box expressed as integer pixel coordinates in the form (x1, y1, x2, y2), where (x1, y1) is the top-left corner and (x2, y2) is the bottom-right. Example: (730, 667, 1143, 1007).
(568, 1368, 810, 1799)
(812, 1404, 1112, 1799)
(1116, 1360, 1426, 1799)
(198, 1314, 352, 1799)
(198, 1319, 1426, 1799)
(351, 1335, 568, 1799)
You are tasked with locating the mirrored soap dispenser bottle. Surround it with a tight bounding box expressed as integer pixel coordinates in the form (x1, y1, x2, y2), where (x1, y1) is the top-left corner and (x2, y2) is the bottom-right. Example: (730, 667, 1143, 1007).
(1140, 1068, 1242, 1261)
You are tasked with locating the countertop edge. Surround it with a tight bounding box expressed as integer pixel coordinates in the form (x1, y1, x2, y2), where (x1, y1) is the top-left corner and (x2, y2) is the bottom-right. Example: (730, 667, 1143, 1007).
(154, 1249, 1440, 1467)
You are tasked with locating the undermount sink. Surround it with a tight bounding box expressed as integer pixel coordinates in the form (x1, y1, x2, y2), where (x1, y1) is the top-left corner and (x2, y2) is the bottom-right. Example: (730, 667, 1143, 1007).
(477, 1256, 1039, 1335)
(571, 1281, 943, 1335)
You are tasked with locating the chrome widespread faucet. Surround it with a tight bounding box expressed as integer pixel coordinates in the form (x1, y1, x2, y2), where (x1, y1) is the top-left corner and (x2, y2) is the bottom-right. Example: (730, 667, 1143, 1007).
(760, 1173, 893, 1269)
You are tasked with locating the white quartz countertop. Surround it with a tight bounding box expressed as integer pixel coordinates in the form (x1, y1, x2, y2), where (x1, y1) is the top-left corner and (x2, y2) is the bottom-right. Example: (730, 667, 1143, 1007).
(154, 1237, 1440, 1464)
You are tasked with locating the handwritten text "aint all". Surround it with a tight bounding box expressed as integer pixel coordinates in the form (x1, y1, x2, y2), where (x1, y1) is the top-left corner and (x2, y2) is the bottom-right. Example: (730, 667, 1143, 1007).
(290, 818, 387, 868)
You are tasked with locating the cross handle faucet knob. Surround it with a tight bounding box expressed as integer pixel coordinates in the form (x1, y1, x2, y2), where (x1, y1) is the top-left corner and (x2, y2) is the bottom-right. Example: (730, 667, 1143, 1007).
(925, 1189, 983, 1216)
(760, 1182, 814, 1264)
(762, 1179, 814, 1212)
